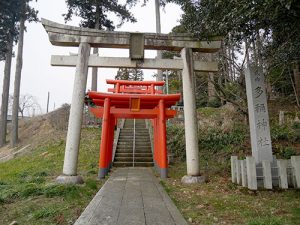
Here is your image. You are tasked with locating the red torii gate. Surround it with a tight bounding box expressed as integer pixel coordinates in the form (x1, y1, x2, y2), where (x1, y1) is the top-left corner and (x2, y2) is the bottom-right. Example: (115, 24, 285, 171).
(86, 80, 180, 178)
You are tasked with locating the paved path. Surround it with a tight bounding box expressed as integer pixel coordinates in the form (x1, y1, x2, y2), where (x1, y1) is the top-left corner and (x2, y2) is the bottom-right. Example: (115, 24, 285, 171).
(75, 167, 188, 225)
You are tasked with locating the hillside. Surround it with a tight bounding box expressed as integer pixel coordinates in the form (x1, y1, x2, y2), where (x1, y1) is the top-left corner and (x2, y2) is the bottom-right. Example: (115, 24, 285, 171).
(0, 106, 104, 225)
(0, 102, 299, 225)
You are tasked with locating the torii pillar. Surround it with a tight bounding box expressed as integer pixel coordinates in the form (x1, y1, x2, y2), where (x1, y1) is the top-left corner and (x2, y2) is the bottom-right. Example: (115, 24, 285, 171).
(181, 48, 205, 184)
(56, 42, 90, 184)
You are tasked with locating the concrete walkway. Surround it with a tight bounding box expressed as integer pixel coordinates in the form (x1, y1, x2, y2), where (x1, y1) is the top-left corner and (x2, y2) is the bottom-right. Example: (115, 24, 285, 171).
(75, 167, 188, 225)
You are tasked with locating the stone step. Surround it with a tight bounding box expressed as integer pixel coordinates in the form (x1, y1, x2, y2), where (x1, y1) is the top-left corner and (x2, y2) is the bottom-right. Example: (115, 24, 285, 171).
(121, 128, 148, 131)
(114, 157, 153, 162)
(120, 130, 149, 133)
(119, 135, 150, 139)
(135, 140, 151, 143)
(117, 144, 151, 147)
(117, 141, 151, 145)
(115, 152, 153, 157)
(117, 145, 151, 149)
(118, 139, 150, 142)
(113, 162, 154, 167)
(116, 149, 152, 153)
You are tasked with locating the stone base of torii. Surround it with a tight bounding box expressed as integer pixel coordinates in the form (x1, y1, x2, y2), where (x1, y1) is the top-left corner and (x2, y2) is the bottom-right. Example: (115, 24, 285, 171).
(41, 19, 222, 184)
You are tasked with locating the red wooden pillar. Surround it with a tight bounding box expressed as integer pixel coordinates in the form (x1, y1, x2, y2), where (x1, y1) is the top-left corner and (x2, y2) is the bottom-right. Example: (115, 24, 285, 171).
(99, 98, 110, 179)
(150, 84, 155, 94)
(116, 83, 120, 93)
(158, 99, 168, 178)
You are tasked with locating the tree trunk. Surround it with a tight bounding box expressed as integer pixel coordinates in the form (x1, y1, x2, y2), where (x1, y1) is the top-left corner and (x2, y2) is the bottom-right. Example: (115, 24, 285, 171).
(251, 37, 259, 67)
(293, 65, 300, 99)
(256, 32, 263, 68)
(207, 54, 216, 103)
(155, 0, 163, 91)
(244, 38, 250, 67)
(11, 5, 26, 147)
(0, 35, 13, 147)
(91, 3, 100, 91)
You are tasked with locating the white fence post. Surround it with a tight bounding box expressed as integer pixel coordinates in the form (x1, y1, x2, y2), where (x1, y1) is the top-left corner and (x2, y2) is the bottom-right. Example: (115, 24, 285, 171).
(262, 160, 272, 189)
(277, 160, 288, 189)
(231, 156, 238, 183)
(246, 156, 257, 190)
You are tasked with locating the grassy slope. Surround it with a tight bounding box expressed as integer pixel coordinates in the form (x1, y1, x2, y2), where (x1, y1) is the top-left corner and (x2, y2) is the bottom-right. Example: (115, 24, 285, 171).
(163, 162, 300, 225)
(0, 128, 104, 225)
(164, 104, 300, 225)
(0, 103, 299, 225)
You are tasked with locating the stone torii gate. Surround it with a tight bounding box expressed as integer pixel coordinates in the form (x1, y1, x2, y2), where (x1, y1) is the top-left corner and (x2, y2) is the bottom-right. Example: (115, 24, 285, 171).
(41, 18, 221, 184)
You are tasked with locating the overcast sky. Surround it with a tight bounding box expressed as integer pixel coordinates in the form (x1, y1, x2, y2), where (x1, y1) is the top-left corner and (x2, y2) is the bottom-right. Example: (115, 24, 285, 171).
(0, 0, 182, 114)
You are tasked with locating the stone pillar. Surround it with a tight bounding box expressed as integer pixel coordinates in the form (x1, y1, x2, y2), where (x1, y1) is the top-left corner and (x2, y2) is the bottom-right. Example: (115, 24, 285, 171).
(279, 111, 284, 126)
(277, 160, 288, 189)
(231, 156, 238, 183)
(291, 156, 300, 188)
(181, 48, 204, 184)
(56, 42, 90, 184)
(262, 161, 272, 189)
(246, 156, 257, 190)
(236, 160, 242, 185)
(241, 160, 247, 187)
(245, 66, 273, 163)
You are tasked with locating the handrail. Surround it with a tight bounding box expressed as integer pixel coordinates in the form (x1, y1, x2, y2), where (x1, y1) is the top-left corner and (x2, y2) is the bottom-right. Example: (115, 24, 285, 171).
(133, 119, 136, 167)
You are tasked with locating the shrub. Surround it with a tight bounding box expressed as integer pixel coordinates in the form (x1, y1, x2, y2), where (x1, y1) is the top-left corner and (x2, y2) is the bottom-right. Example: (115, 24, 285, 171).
(207, 97, 222, 108)
(199, 126, 246, 153)
(292, 121, 300, 129)
(279, 146, 296, 159)
(271, 125, 292, 141)
(167, 124, 186, 160)
(167, 123, 247, 159)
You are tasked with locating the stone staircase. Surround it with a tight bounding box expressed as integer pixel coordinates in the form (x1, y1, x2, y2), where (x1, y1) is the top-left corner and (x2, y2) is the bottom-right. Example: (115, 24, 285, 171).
(113, 119, 153, 167)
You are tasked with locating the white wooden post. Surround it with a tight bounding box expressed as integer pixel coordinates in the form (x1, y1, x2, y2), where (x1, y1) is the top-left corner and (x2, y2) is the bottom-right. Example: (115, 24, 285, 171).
(56, 42, 91, 184)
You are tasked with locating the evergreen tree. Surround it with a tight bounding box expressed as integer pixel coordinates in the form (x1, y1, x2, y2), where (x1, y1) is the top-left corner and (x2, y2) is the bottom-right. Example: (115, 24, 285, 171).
(0, 0, 19, 147)
(171, 0, 300, 67)
(115, 68, 144, 81)
(0, 0, 37, 147)
(11, 0, 38, 147)
(64, 0, 139, 90)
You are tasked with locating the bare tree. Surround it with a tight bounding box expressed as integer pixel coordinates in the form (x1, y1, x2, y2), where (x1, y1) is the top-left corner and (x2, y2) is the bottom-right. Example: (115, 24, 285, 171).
(9, 94, 41, 118)
(18, 95, 41, 117)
